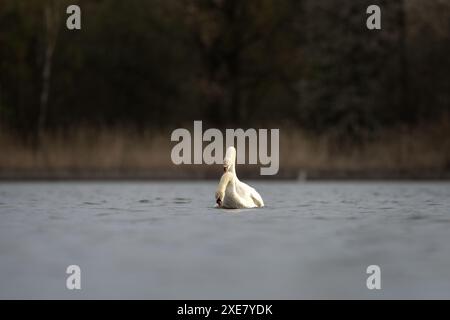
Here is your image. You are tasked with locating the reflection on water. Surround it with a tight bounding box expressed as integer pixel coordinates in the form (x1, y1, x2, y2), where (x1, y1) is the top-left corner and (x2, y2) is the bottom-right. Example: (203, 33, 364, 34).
(0, 181, 449, 299)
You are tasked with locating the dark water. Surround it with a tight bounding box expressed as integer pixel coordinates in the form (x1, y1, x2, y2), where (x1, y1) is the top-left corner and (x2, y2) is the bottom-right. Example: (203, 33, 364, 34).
(0, 181, 449, 299)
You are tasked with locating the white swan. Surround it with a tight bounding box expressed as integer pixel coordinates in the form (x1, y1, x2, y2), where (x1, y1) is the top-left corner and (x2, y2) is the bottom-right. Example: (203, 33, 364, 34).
(215, 146, 264, 209)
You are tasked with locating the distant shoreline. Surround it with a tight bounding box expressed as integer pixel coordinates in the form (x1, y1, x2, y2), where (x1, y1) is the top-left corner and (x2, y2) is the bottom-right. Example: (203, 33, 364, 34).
(1, 121, 449, 182)
(1, 169, 449, 181)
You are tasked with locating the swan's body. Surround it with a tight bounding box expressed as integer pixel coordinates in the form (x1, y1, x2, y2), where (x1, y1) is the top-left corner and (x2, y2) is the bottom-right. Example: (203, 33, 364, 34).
(215, 147, 264, 209)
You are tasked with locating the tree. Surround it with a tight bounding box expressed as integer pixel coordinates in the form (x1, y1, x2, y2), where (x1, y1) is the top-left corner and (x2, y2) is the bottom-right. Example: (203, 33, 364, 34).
(38, 0, 63, 134)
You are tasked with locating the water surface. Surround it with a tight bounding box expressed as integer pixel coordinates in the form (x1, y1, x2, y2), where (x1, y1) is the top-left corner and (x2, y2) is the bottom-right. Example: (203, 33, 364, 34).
(0, 181, 449, 299)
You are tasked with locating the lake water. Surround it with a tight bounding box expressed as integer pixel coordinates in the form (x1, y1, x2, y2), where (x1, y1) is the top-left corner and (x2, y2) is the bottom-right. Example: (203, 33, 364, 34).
(0, 181, 449, 299)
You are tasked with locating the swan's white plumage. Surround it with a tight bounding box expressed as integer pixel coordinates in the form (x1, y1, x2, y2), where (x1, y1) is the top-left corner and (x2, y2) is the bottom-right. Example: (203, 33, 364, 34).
(215, 146, 264, 209)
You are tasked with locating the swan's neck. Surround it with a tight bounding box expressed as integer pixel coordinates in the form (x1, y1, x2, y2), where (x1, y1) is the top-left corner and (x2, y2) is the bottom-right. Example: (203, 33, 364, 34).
(228, 162, 238, 180)
(224, 151, 238, 181)
(230, 163, 236, 175)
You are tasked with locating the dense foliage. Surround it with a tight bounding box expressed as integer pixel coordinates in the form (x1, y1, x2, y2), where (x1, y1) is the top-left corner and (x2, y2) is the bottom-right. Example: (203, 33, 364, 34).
(1, 0, 449, 137)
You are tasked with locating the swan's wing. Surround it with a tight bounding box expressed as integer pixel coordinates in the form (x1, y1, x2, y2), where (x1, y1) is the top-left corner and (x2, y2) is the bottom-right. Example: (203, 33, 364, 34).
(236, 181, 264, 207)
(249, 188, 264, 207)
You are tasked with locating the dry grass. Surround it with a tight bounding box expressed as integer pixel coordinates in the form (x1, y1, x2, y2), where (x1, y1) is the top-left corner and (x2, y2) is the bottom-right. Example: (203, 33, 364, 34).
(0, 119, 449, 179)
(281, 118, 450, 172)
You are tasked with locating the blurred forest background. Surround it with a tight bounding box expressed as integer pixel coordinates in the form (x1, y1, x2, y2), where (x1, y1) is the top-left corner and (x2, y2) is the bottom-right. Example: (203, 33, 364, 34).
(0, 0, 449, 179)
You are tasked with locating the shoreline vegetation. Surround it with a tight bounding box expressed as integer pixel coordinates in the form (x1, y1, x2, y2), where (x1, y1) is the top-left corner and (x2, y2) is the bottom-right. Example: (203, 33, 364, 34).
(1, 118, 449, 181)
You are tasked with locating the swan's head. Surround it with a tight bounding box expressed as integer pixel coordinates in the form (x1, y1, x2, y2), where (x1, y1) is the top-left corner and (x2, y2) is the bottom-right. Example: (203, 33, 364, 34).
(223, 146, 236, 172)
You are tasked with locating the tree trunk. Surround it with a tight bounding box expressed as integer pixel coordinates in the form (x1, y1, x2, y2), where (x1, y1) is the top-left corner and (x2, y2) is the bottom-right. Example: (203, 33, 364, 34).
(38, 0, 61, 135)
(397, 0, 409, 120)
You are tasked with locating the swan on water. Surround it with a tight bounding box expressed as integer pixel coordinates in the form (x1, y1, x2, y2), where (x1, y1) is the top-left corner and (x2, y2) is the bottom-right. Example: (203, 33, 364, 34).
(215, 146, 264, 209)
